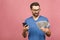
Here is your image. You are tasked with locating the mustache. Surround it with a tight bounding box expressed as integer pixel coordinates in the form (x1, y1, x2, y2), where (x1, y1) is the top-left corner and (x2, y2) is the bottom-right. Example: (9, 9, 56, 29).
(34, 13, 39, 14)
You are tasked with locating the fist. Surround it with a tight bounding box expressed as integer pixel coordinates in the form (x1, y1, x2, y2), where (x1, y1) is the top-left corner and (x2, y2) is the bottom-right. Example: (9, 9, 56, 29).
(23, 26, 29, 31)
(40, 27, 49, 33)
(40, 27, 46, 32)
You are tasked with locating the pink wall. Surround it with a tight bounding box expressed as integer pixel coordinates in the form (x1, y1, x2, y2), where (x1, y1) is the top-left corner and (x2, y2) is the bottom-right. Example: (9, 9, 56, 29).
(0, 0, 60, 40)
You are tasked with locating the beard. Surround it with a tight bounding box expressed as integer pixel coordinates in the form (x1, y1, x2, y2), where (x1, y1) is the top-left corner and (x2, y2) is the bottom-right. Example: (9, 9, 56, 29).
(33, 13, 39, 17)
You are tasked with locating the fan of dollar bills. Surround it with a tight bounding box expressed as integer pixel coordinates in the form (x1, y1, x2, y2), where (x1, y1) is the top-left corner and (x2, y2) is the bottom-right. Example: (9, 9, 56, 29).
(36, 21, 50, 28)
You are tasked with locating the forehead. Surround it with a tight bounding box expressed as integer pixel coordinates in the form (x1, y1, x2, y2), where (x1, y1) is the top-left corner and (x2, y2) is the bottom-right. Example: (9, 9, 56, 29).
(32, 6, 40, 9)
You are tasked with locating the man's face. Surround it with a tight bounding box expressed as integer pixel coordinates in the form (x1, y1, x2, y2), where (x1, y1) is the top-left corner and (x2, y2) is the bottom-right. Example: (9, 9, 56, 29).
(31, 6, 40, 17)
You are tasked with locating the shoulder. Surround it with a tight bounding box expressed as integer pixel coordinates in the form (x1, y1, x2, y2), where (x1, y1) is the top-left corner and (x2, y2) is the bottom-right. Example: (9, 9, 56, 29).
(40, 15, 48, 21)
(40, 15, 47, 19)
(25, 16, 32, 21)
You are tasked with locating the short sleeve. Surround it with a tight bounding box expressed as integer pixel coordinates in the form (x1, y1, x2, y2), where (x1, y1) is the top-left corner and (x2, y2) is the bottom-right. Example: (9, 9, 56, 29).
(45, 18, 50, 28)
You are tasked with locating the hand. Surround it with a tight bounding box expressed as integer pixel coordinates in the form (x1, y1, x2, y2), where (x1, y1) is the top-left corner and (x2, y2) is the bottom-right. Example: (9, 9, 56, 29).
(40, 27, 46, 32)
(23, 26, 29, 31)
(40, 27, 49, 33)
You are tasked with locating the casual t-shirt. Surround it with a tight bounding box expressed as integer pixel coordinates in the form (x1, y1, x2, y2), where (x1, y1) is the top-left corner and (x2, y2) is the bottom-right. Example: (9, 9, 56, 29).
(25, 16, 50, 40)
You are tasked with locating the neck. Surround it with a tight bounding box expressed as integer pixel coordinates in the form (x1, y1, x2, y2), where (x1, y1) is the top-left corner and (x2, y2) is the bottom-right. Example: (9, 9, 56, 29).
(33, 16, 39, 21)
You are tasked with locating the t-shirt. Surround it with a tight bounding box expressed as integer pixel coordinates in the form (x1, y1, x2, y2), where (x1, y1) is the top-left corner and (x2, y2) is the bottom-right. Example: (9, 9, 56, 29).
(25, 16, 50, 40)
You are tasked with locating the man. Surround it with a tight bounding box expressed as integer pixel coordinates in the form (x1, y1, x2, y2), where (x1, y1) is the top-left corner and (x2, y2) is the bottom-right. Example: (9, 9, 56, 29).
(22, 2, 51, 40)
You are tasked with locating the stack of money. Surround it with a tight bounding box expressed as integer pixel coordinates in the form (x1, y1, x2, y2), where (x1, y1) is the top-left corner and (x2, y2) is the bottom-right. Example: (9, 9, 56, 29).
(36, 21, 50, 28)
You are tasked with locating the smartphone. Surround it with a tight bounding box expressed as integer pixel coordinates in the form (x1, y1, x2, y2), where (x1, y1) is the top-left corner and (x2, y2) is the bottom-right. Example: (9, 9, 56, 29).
(22, 22, 28, 27)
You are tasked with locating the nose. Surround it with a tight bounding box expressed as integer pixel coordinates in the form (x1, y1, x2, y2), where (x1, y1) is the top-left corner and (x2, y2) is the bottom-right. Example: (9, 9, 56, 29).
(35, 11, 39, 13)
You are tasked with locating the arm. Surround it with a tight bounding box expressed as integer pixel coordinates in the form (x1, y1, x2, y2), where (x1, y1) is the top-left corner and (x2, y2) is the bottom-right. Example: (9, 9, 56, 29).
(40, 27, 51, 37)
(22, 26, 29, 38)
(45, 28, 51, 37)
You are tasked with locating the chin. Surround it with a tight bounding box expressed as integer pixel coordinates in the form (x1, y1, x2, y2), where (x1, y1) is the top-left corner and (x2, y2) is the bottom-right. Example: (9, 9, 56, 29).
(35, 15, 39, 17)
(33, 14, 39, 17)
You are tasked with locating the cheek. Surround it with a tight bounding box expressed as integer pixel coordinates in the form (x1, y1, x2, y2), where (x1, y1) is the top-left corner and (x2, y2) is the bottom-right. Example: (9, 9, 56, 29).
(32, 11, 35, 13)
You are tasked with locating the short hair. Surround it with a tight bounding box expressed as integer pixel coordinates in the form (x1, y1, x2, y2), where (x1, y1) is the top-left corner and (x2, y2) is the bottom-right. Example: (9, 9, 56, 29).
(30, 2, 40, 9)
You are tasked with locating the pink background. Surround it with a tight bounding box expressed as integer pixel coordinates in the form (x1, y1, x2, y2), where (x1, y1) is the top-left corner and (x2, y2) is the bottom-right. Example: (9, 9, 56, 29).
(0, 0, 60, 40)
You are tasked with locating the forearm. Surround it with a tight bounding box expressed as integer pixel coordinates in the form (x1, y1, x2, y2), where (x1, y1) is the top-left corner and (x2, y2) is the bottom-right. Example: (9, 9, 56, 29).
(22, 29, 27, 38)
(45, 30, 51, 37)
